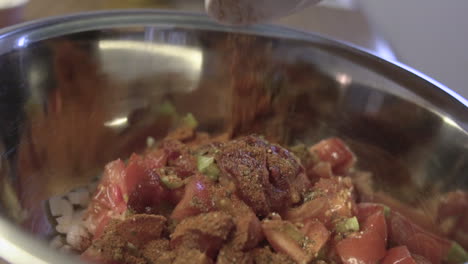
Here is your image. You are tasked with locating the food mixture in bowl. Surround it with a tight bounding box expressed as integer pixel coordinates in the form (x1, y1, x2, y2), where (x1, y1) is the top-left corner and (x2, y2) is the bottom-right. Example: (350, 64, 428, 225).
(46, 118, 468, 264)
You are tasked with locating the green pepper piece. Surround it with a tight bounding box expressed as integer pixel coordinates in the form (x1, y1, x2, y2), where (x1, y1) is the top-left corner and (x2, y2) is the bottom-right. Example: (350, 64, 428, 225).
(161, 175, 184, 189)
(445, 242, 468, 263)
(182, 113, 198, 129)
(335, 216, 360, 233)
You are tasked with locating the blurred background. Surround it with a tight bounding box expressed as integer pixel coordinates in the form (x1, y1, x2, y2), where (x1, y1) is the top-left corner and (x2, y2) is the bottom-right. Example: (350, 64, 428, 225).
(0, 0, 467, 99)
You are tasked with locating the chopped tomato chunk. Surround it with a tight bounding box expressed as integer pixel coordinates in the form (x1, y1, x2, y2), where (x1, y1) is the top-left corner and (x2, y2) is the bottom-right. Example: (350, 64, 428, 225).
(144, 148, 168, 171)
(336, 210, 387, 264)
(262, 219, 328, 263)
(85, 160, 127, 236)
(412, 254, 432, 264)
(388, 212, 451, 264)
(311, 162, 334, 179)
(301, 220, 330, 255)
(357, 203, 386, 223)
(309, 138, 356, 174)
(76, 134, 468, 264)
(285, 196, 328, 224)
(382, 246, 417, 264)
(171, 174, 215, 221)
(124, 154, 148, 196)
(437, 191, 468, 249)
(286, 177, 355, 227)
(362, 210, 387, 243)
(85, 152, 168, 237)
(373, 192, 441, 234)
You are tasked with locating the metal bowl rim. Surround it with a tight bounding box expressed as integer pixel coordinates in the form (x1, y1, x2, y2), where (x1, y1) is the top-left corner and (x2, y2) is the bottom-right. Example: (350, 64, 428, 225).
(0, 9, 467, 264)
(0, 9, 467, 110)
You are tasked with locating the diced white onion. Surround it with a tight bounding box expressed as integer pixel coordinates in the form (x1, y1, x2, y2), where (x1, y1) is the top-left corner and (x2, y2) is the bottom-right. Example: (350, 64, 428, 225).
(147, 136, 155, 147)
(66, 225, 89, 250)
(49, 197, 72, 217)
(67, 189, 90, 207)
(56, 214, 73, 234)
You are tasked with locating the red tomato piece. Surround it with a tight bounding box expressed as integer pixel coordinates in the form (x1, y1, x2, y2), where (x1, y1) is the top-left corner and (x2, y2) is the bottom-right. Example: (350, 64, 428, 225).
(373, 192, 442, 235)
(309, 138, 356, 174)
(412, 254, 432, 264)
(92, 214, 111, 239)
(357, 203, 386, 223)
(286, 177, 355, 228)
(285, 197, 328, 224)
(437, 191, 468, 249)
(85, 160, 127, 235)
(144, 148, 167, 171)
(125, 153, 169, 214)
(237, 210, 263, 250)
(85, 149, 169, 237)
(311, 162, 334, 179)
(124, 154, 148, 196)
(438, 191, 468, 219)
(92, 181, 125, 211)
(336, 211, 387, 264)
(262, 219, 327, 264)
(388, 212, 452, 264)
(171, 174, 215, 221)
(301, 220, 331, 255)
(221, 195, 264, 250)
(100, 159, 127, 197)
(407, 233, 445, 264)
(161, 139, 196, 178)
(126, 165, 171, 215)
(290, 171, 313, 199)
(336, 231, 387, 264)
(382, 246, 417, 264)
(86, 153, 168, 236)
(167, 187, 186, 205)
(362, 210, 387, 243)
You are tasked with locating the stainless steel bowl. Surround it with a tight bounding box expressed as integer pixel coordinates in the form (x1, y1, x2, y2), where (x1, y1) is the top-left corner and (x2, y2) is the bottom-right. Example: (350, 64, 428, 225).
(0, 10, 467, 264)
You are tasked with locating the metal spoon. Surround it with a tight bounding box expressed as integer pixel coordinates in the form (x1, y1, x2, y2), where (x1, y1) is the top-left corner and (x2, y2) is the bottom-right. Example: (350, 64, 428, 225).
(205, 0, 322, 25)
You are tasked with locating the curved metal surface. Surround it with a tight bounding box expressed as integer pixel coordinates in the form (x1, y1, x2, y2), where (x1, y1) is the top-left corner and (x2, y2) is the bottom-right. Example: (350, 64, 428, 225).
(0, 10, 467, 126)
(0, 11, 467, 264)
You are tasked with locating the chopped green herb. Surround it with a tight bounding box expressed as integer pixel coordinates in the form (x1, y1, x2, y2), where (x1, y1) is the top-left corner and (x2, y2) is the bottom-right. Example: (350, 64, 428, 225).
(127, 242, 137, 250)
(445, 242, 468, 263)
(198, 156, 214, 172)
(304, 191, 324, 202)
(383, 205, 391, 218)
(182, 113, 198, 129)
(158, 101, 177, 115)
(205, 163, 220, 181)
(146, 137, 156, 148)
(161, 175, 184, 189)
(197, 156, 220, 181)
(335, 216, 360, 233)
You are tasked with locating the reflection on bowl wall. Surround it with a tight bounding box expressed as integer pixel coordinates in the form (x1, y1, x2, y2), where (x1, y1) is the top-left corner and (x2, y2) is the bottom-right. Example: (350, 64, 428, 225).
(0, 11, 467, 264)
